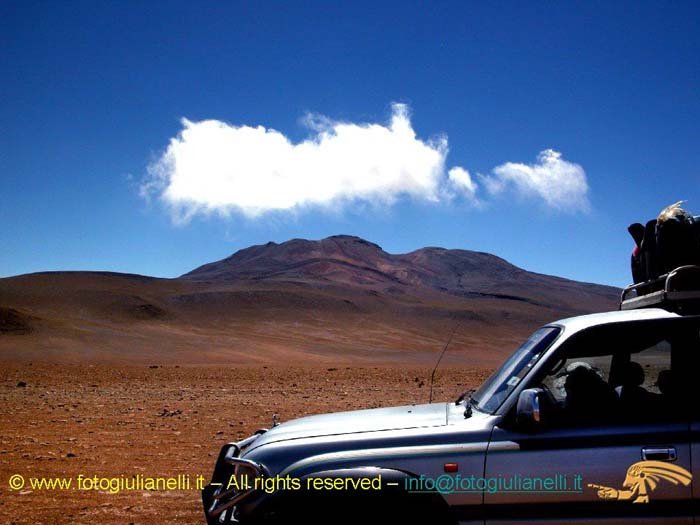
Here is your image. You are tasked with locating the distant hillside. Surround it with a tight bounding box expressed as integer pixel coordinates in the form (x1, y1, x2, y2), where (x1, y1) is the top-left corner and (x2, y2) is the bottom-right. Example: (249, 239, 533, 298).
(183, 235, 618, 311)
(0, 235, 620, 365)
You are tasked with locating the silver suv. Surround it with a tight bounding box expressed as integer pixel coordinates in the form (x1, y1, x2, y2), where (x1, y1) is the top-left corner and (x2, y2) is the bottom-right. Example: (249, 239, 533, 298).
(203, 276, 699, 524)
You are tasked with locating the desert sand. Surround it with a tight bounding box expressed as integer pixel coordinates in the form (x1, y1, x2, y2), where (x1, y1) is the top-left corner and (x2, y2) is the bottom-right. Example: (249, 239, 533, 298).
(1, 362, 491, 524)
(0, 237, 621, 523)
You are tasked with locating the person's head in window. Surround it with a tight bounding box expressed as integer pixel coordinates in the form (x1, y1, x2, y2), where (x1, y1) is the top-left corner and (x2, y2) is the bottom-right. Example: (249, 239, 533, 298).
(564, 365, 597, 406)
(564, 364, 616, 424)
(620, 361, 645, 388)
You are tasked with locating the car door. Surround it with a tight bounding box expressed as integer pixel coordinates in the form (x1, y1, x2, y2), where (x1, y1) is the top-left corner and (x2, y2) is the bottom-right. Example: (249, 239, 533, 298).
(686, 319, 700, 525)
(483, 319, 695, 525)
(691, 418, 700, 524)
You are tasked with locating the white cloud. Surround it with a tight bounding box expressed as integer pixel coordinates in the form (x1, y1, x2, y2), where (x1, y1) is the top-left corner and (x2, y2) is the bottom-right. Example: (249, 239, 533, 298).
(142, 106, 590, 222)
(447, 167, 479, 203)
(481, 149, 590, 212)
(143, 103, 471, 222)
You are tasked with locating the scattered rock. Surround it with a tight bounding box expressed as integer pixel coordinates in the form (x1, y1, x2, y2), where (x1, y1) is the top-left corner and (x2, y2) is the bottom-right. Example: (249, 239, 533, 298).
(156, 408, 182, 417)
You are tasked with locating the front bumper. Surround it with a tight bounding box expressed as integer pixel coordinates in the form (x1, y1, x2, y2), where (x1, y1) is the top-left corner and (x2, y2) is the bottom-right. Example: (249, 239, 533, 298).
(202, 430, 268, 524)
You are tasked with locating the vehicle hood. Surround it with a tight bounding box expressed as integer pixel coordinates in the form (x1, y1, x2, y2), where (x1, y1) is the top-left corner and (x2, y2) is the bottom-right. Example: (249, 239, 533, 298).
(249, 403, 448, 448)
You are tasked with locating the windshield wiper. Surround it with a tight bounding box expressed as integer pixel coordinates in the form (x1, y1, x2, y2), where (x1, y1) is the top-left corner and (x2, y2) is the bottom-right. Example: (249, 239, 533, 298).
(455, 387, 475, 405)
(455, 388, 476, 419)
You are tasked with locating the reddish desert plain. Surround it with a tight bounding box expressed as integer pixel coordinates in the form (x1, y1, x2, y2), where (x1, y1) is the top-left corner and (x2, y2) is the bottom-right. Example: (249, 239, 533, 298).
(0, 237, 620, 523)
(1, 362, 492, 524)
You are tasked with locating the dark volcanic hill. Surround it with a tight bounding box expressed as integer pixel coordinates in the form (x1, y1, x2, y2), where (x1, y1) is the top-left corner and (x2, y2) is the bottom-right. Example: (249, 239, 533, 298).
(182, 235, 616, 310)
(0, 235, 620, 365)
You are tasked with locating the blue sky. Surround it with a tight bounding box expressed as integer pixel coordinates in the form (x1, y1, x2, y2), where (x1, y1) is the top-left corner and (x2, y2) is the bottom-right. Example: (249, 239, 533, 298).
(2, 1, 698, 287)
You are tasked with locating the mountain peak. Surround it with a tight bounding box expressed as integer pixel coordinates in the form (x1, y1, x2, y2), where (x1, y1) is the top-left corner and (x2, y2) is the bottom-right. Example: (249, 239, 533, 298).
(181, 235, 522, 286)
(179, 235, 618, 314)
(181, 234, 391, 284)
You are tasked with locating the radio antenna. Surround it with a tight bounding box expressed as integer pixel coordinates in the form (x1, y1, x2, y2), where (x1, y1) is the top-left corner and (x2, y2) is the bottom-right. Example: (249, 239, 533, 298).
(428, 321, 460, 403)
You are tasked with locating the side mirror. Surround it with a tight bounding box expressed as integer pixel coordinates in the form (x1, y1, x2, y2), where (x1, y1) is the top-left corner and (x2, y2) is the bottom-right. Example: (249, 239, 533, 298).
(516, 388, 543, 430)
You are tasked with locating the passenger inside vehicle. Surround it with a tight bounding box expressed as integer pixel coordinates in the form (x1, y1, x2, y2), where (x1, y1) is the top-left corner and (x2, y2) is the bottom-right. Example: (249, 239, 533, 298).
(657, 369, 675, 396)
(563, 365, 618, 425)
(653, 369, 682, 418)
(615, 361, 652, 420)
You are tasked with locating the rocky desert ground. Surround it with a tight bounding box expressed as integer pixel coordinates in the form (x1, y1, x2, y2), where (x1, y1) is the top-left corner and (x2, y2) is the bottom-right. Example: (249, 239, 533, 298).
(1, 362, 491, 524)
(0, 237, 620, 523)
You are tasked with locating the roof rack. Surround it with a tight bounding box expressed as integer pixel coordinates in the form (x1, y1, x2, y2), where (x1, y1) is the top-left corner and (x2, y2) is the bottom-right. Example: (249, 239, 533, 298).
(620, 265, 700, 315)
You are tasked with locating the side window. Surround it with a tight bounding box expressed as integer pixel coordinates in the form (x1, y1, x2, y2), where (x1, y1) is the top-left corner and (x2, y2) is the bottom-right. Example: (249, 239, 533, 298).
(539, 352, 618, 427)
(533, 323, 684, 429)
(623, 340, 671, 396)
(611, 340, 673, 423)
(542, 354, 613, 404)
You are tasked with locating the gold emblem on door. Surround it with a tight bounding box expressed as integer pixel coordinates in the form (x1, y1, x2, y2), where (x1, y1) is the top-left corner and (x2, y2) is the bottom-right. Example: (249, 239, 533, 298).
(588, 461, 692, 503)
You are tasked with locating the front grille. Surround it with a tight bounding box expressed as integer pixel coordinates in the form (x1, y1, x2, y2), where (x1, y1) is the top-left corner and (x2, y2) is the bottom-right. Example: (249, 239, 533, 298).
(204, 430, 269, 523)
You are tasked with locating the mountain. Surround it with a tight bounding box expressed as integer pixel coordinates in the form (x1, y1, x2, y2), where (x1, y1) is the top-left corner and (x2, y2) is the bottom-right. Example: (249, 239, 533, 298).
(182, 235, 616, 308)
(0, 235, 620, 365)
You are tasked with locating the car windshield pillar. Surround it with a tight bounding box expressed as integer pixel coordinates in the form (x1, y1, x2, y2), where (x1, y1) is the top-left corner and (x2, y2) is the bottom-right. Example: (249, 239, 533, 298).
(472, 326, 560, 414)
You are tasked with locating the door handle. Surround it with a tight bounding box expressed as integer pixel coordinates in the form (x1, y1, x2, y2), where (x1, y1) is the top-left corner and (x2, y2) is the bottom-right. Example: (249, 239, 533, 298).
(642, 447, 677, 461)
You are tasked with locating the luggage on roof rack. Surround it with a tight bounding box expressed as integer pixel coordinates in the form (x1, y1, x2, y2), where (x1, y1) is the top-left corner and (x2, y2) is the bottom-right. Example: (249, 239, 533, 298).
(623, 202, 700, 314)
(628, 202, 700, 284)
(620, 265, 700, 314)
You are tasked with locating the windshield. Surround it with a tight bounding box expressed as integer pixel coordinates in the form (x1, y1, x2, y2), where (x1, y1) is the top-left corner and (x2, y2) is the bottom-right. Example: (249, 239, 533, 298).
(471, 326, 560, 414)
